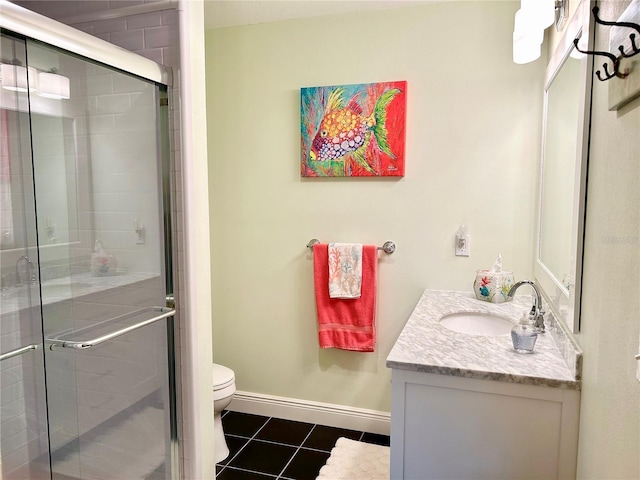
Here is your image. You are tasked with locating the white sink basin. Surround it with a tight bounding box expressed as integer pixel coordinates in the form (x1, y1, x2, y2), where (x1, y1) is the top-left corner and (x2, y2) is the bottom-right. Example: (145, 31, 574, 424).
(439, 312, 514, 336)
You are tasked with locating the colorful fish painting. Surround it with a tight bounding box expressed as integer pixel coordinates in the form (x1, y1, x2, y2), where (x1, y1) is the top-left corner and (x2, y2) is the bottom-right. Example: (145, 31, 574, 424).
(301, 81, 406, 177)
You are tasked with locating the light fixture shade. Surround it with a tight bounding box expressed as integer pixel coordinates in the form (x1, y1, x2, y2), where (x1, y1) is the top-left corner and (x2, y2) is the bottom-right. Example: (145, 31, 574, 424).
(521, 0, 555, 30)
(514, 9, 544, 45)
(1, 64, 38, 92)
(513, 33, 541, 64)
(37, 71, 70, 99)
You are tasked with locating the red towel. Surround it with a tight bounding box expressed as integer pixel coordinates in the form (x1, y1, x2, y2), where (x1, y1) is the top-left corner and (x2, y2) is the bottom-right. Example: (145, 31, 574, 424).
(313, 243, 377, 352)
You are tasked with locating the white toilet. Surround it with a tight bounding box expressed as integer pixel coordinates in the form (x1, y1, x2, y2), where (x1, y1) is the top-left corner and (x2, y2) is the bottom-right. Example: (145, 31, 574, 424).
(213, 363, 236, 463)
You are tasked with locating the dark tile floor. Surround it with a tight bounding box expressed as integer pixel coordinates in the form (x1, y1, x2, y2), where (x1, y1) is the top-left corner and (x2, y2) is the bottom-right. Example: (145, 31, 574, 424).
(216, 411, 390, 480)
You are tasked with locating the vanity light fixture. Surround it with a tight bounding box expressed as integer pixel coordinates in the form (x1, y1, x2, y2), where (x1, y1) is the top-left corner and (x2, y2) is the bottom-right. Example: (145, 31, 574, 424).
(37, 69, 70, 99)
(0, 60, 69, 99)
(513, 31, 542, 64)
(522, 0, 555, 30)
(0, 61, 37, 92)
(513, 0, 568, 64)
(555, 0, 569, 31)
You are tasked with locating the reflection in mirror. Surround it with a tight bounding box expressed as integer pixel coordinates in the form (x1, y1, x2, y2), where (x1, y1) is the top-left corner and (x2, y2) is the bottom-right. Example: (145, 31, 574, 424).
(0, 111, 79, 249)
(540, 53, 581, 286)
(5, 110, 78, 249)
(32, 115, 79, 247)
(536, 0, 594, 333)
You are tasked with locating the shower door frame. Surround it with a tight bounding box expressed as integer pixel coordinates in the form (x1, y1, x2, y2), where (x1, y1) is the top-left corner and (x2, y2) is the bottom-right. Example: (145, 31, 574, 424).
(0, 2, 180, 479)
(0, 0, 171, 86)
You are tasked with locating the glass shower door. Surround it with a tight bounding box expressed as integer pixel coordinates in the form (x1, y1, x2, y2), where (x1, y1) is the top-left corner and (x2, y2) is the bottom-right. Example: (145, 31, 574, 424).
(0, 33, 52, 480)
(27, 41, 175, 480)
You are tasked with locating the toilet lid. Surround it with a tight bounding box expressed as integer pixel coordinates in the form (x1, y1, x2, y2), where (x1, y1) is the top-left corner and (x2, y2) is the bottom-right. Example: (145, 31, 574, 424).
(213, 363, 235, 391)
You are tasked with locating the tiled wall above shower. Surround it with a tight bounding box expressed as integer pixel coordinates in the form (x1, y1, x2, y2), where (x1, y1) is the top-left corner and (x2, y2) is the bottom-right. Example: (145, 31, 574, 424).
(72, 9, 178, 67)
(12, 1, 179, 75)
(76, 68, 162, 275)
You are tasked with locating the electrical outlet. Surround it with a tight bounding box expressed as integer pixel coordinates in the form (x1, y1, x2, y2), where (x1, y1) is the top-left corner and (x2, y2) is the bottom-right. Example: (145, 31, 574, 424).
(455, 234, 470, 257)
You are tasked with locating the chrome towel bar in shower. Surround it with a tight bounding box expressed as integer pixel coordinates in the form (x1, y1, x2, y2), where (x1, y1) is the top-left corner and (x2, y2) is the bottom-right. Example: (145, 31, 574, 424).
(0, 344, 39, 362)
(47, 307, 176, 350)
(306, 239, 396, 254)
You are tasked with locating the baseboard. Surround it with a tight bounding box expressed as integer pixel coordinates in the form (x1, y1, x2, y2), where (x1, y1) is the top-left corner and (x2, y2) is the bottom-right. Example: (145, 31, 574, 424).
(228, 391, 391, 436)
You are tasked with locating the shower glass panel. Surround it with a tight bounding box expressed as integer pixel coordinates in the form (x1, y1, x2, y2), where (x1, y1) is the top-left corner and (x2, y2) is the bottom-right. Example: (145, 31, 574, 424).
(28, 40, 174, 479)
(0, 32, 52, 480)
(1, 30, 174, 480)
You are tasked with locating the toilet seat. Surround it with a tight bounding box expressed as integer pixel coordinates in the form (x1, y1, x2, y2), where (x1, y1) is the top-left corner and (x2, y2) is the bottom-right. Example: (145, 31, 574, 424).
(213, 363, 235, 391)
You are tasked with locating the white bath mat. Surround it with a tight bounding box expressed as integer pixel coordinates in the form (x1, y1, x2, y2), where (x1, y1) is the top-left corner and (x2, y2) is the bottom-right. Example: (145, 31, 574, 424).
(316, 437, 390, 480)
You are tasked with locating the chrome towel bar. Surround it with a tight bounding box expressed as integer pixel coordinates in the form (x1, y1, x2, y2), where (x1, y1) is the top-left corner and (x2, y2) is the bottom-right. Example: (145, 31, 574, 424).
(48, 307, 176, 350)
(306, 239, 396, 254)
(0, 344, 38, 362)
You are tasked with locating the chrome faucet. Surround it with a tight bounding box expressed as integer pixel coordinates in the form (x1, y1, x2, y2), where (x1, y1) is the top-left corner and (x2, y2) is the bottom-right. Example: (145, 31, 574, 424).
(15, 255, 37, 287)
(507, 280, 545, 333)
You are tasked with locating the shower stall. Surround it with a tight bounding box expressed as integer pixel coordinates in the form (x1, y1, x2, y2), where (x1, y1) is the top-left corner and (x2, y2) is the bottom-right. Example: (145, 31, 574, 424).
(1, 2, 177, 479)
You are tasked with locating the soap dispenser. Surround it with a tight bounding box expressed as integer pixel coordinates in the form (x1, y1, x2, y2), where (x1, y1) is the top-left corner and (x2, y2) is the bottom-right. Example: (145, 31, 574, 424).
(511, 310, 538, 354)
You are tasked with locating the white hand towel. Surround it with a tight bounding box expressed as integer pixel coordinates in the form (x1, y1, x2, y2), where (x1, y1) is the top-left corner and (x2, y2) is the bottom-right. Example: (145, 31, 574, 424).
(328, 243, 363, 299)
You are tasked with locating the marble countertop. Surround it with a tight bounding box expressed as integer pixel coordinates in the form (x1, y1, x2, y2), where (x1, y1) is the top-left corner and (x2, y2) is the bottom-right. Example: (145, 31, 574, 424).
(1, 272, 159, 316)
(386, 289, 581, 390)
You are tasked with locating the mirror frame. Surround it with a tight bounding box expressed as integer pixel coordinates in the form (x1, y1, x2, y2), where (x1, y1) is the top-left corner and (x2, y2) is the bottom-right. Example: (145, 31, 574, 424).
(535, 0, 595, 333)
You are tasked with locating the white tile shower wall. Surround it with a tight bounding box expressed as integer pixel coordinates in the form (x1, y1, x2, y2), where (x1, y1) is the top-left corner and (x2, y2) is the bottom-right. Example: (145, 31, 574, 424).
(59, 7, 180, 278)
(0, 344, 50, 478)
(0, 354, 28, 471)
(71, 9, 178, 68)
(60, 62, 162, 275)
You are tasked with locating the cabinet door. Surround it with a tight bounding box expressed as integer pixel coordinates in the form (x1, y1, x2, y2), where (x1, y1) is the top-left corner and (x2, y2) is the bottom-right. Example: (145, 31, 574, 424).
(391, 370, 580, 479)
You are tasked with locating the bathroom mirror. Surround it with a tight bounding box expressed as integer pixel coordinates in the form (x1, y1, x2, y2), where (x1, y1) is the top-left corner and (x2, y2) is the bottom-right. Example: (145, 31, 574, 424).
(0, 109, 80, 250)
(0, 38, 90, 256)
(535, 0, 594, 333)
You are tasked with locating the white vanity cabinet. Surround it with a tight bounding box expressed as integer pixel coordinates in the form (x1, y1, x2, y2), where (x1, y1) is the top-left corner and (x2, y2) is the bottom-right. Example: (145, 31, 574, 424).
(390, 369, 580, 479)
(386, 290, 582, 480)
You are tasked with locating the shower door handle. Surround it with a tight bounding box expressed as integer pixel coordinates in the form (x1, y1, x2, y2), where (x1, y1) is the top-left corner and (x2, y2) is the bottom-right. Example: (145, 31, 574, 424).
(60, 307, 175, 350)
(0, 344, 39, 361)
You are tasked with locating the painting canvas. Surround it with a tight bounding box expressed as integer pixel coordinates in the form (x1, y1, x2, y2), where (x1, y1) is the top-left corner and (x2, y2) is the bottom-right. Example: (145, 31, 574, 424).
(300, 81, 406, 177)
